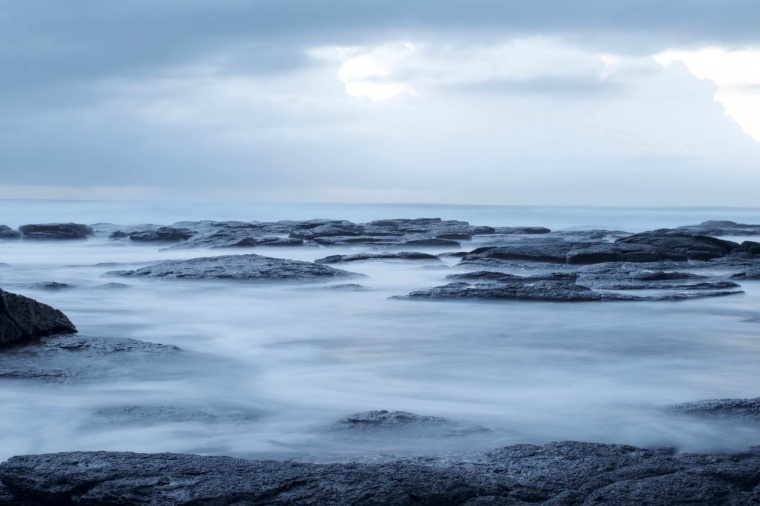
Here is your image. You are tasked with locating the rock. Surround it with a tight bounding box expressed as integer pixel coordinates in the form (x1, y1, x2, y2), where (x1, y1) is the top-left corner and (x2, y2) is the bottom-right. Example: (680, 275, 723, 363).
(3, 442, 760, 505)
(108, 254, 361, 282)
(675, 220, 760, 236)
(403, 238, 461, 247)
(90, 405, 259, 426)
(5, 282, 73, 291)
(0, 289, 77, 345)
(667, 397, 760, 421)
(492, 226, 551, 234)
(128, 227, 194, 243)
(315, 252, 442, 264)
(399, 275, 742, 302)
(330, 410, 488, 437)
(322, 284, 373, 291)
(18, 223, 93, 240)
(446, 271, 578, 283)
(616, 231, 738, 261)
(0, 226, 19, 239)
(732, 268, 760, 280)
(738, 241, 760, 255)
(0, 334, 180, 381)
(566, 243, 662, 264)
(461, 242, 583, 264)
(574, 264, 742, 291)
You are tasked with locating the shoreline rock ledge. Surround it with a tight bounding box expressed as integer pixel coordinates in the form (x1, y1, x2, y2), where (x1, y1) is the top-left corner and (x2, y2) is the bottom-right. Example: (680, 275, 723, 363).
(0, 289, 77, 345)
(2, 442, 760, 504)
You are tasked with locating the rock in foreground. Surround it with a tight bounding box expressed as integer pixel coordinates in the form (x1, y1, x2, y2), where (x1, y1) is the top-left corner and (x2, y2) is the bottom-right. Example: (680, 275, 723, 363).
(0, 289, 77, 345)
(108, 254, 361, 282)
(3, 442, 760, 505)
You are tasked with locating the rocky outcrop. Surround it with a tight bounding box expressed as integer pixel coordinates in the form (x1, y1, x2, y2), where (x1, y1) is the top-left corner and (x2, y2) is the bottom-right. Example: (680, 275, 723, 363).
(615, 231, 738, 261)
(108, 254, 361, 281)
(0, 226, 19, 239)
(315, 252, 443, 264)
(90, 405, 259, 426)
(0, 289, 77, 345)
(18, 223, 93, 240)
(3, 442, 760, 505)
(0, 334, 180, 381)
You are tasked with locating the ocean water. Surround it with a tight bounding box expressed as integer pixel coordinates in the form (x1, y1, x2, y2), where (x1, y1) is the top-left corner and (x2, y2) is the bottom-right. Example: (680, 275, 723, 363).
(1, 200, 760, 462)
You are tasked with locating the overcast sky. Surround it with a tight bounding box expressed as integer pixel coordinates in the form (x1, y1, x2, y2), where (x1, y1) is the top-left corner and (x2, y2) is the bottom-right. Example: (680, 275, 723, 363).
(2, 0, 759, 205)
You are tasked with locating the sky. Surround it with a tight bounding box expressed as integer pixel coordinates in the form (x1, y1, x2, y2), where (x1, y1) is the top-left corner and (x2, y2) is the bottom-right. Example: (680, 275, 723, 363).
(1, 0, 759, 206)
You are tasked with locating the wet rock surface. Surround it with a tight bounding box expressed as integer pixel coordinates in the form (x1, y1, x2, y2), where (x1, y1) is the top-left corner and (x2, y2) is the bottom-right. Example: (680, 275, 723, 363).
(331, 410, 488, 437)
(90, 405, 260, 426)
(3, 442, 760, 505)
(674, 220, 760, 236)
(0, 226, 19, 239)
(315, 252, 443, 264)
(18, 223, 93, 240)
(108, 254, 361, 282)
(0, 334, 180, 381)
(668, 397, 760, 422)
(0, 289, 77, 345)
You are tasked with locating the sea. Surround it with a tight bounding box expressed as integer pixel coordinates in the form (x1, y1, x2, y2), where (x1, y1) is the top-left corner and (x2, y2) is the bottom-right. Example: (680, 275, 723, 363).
(1, 200, 760, 462)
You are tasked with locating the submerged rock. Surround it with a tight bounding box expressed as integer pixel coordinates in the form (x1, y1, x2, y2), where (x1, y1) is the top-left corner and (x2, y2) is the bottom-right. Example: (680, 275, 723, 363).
(108, 254, 361, 282)
(331, 410, 487, 437)
(3, 441, 760, 505)
(90, 405, 259, 426)
(667, 397, 760, 422)
(315, 252, 442, 264)
(399, 272, 743, 302)
(322, 284, 373, 291)
(0, 289, 77, 345)
(0, 334, 180, 381)
(675, 220, 760, 236)
(18, 223, 93, 240)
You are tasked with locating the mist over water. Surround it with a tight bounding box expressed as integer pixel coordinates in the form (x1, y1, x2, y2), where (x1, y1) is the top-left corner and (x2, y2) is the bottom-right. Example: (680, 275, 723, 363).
(2, 201, 760, 462)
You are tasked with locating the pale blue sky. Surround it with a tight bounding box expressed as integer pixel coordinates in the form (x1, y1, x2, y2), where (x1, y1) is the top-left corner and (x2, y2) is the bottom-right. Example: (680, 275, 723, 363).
(1, 1, 759, 205)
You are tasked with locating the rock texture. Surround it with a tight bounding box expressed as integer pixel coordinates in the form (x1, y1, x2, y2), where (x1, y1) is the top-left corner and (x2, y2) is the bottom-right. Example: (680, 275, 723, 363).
(108, 254, 361, 282)
(668, 397, 760, 422)
(3, 442, 760, 505)
(330, 410, 487, 437)
(18, 223, 93, 240)
(674, 220, 760, 236)
(0, 289, 77, 345)
(0, 334, 180, 381)
(315, 252, 443, 264)
(0, 226, 19, 239)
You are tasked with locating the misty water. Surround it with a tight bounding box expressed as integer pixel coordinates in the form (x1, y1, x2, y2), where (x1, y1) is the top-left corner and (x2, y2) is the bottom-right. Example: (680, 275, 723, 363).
(2, 201, 760, 462)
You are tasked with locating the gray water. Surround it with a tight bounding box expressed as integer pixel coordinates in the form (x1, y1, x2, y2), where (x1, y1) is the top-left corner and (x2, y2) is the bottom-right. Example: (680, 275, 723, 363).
(1, 201, 760, 462)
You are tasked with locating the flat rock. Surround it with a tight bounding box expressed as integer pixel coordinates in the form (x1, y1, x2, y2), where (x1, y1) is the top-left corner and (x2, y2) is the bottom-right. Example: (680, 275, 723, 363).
(616, 231, 738, 261)
(399, 280, 741, 302)
(3, 441, 760, 505)
(18, 223, 93, 240)
(732, 268, 760, 280)
(675, 220, 760, 236)
(322, 284, 373, 291)
(667, 397, 760, 421)
(107, 254, 361, 282)
(90, 405, 259, 426)
(331, 410, 487, 437)
(0, 289, 77, 345)
(0, 334, 180, 381)
(126, 227, 195, 243)
(315, 252, 442, 264)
